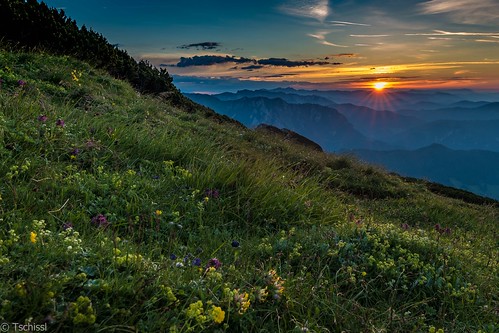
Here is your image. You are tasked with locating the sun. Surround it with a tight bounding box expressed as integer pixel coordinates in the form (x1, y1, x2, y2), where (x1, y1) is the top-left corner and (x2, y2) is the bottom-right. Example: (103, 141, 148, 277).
(373, 82, 388, 91)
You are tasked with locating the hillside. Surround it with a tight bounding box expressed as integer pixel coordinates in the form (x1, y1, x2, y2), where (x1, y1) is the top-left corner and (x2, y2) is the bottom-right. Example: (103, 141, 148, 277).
(1, 49, 498, 332)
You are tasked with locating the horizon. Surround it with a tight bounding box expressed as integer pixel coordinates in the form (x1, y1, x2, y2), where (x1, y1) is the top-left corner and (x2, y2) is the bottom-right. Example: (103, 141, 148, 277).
(41, 0, 499, 93)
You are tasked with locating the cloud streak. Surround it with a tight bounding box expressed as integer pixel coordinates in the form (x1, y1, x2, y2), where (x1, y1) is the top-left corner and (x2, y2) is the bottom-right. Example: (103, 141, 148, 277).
(178, 42, 222, 50)
(280, 0, 330, 22)
(329, 20, 370, 26)
(420, 0, 499, 24)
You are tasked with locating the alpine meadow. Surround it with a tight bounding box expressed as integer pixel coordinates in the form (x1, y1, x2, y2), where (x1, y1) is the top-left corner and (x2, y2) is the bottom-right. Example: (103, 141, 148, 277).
(0, 1, 498, 332)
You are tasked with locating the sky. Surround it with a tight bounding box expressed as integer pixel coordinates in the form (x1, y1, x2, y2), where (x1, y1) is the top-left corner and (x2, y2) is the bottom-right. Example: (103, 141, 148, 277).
(41, 0, 499, 93)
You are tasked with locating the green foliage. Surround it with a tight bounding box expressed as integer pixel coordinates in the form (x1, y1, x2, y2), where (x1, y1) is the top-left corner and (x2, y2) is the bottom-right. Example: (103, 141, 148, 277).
(0, 0, 182, 98)
(0, 51, 497, 332)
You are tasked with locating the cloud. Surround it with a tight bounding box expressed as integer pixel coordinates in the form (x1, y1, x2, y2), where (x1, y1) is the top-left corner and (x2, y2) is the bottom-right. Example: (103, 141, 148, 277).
(174, 55, 334, 68)
(280, 0, 330, 22)
(178, 42, 222, 50)
(241, 65, 265, 71)
(329, 20, 370, 27)
(330, 53, 359, 58)
(257, 58, 330, 67)
(420, 0, 499, 24)
(308, 32, 348, 47)
(176, 55, 253, 67)
(350, 34, 390, 38)
(321, 41, 348, 47)
(475, 39, 499, 43)
(429, 30, 499, 36)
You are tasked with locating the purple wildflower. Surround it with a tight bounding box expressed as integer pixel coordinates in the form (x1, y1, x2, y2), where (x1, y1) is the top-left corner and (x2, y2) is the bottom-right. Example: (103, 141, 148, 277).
(56, 119, 65, 127)
(91, 214, 109, 228)
(38, 115, 48, 122)
(85, 139, 96, 148)
(231, 240, 240, 248)
(17, 80, 26, 86)
(62, 222, 74, 230)
(192, 258, 202, 266)
(445, 227, 452, 235)
(70, 148, 80, 156)
(169, 253, 177, 260)
(401, 223, 410, 231)
(206, 258, 222, 270)
(204, 188, 220, 199)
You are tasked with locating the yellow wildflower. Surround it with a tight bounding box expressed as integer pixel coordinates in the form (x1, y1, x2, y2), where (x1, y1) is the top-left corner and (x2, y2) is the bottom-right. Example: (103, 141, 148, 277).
(30, 231, 37, 243)
(208, 305, 225, 324)
(155, 210, 162, 216)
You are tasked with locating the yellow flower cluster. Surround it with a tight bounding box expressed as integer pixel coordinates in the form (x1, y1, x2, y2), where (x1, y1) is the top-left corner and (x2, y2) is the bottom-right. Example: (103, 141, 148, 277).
(71, 69, 82, 82)
(70, 296, 96, 325)
(266, 269, 285, 300)
(233, 289, 251, 314)
(186, 300, 207, 323)
(185, 300, 225, 325)
(30, 231, 37, 244)
(208, 305, 225, 324)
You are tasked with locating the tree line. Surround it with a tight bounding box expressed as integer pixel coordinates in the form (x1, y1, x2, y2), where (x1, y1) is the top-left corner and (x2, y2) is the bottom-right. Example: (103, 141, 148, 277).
(0, 0, 179, 96)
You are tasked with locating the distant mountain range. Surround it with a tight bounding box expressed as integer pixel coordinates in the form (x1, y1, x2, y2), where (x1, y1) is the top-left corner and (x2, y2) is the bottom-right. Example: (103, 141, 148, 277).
(350, 144, 499, 200)
(185, 88, 499, 199)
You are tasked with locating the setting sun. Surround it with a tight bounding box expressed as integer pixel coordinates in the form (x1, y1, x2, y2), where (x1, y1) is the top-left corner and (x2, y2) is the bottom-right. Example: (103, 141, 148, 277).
(373, 82, 388, 91)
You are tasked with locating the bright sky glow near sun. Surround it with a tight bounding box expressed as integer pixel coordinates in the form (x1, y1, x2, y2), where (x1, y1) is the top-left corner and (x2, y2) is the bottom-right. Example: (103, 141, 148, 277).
(41, 0, 499, 93)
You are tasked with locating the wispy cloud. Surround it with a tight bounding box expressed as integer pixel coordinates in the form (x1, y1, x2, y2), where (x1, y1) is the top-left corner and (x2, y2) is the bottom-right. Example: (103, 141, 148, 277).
(329, 20, 370, 27)
(420, 0, 499, 24)
(280, 0, 330, 22)
(350, 34, 390, 38)
(321, 41, 348, 47)
(308, 31, 348, 47)
(406, 30, 499, 37)
(475, 39, 499, 43)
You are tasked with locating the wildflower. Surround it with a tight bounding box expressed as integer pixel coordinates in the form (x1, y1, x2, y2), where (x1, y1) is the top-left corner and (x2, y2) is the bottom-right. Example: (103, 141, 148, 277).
(231, 240, 240, 248)
(30, 231, 37, 243)
(91, 214, 109, 228)
(38, 115, 48, 122)
(85, 139, 97, 148)
(63, 222, 74, 230)
(256, 287, 269, 302)
(208, 305, 225, 324)
(175, 262, 184, 268)
(185, 301, 207, 323)
(192, 258, 202, 266)
(170, 253, 177, 260)
(206, 258, 222, 270)
(56, 119, 65, 127)
(233, 289, 250, 314)
(445, 227, 451, 235)
(401, 223, 410, 230)
(155, 210, 162, 216)
(204, 188, 220, 199)
(17, 79, 26, 86)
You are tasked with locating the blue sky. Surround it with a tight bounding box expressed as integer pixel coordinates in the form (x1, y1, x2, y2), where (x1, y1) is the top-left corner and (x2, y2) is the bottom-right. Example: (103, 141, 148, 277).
(41, 0, 499, 92)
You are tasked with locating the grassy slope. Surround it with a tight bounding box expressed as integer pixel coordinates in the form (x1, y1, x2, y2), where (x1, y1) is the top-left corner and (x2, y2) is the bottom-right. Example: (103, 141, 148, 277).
(0, 51, 497, 333)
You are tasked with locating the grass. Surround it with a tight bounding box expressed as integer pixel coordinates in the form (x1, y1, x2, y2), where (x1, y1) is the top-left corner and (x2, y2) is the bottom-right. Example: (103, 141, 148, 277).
(0, 50, 497, 332)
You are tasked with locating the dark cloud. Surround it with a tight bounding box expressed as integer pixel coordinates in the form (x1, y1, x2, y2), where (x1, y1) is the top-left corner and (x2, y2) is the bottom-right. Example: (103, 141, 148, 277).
(178, 42, 222, 50)
(175, 55, 335, 68)
(331, 53, 358, 58)
(257, 58, 329, 67)
(176, 55, 254, 67)
(241, 65, 265, 71)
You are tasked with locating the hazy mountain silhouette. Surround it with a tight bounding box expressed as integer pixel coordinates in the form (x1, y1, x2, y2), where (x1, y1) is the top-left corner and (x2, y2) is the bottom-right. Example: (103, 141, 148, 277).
(351, 144, 499, 199)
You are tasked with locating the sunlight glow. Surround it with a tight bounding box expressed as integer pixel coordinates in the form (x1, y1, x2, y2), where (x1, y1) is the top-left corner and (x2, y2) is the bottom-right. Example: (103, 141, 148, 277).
(374, 82, 388, 91)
